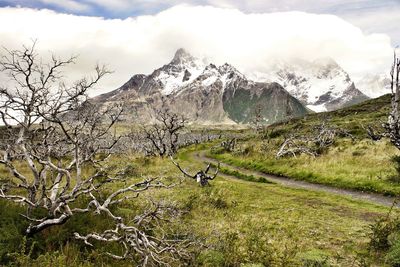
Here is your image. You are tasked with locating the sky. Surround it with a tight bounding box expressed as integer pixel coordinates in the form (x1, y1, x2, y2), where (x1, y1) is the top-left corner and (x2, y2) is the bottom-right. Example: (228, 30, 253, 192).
(0, 0, 398, 96)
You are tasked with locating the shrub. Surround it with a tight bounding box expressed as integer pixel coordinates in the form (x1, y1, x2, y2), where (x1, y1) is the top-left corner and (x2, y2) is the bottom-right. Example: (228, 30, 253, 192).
(299, 249, 331, 267)
(213, 224, 276, 266)
(386, 240, 400, 267)
(370, 217, 398, 250)
(122, 163, 138, 177)
(265, 128, 287, 139)
(389, 156, 400, 183)
(206, 188, 230, 209)
(352, 150, 365, 157)
(369, 204, 400, 251)
(196, 250, 225, 267)
(0, 200, 27, 264)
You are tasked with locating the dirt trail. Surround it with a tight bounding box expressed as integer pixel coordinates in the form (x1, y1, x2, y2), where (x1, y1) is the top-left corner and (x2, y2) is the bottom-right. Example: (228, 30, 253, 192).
(192, 151, 399, 208)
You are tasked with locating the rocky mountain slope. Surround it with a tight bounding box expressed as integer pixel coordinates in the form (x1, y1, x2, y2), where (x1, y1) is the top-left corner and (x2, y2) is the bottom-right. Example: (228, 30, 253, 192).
(94, 49, 308, 124)
(250, 58, 369, 112)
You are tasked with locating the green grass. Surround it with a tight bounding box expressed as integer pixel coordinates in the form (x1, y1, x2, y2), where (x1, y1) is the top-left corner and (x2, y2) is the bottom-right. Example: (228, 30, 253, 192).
(141, 148, 392, 266)
(204, 95, 400, 196)
(0, 143, 395, 266)
(1, 95, 398, 266)
(265, 94, 391, 139)
(210, 163, 274, 184)
(208, 138, 400, 196)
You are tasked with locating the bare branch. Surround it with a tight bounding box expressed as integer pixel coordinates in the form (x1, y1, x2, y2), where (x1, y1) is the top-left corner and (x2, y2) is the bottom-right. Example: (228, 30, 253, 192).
(171, 157, 220, 186)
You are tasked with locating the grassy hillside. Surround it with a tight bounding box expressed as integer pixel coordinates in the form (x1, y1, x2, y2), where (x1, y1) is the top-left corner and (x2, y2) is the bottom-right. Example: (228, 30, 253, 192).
(208, 94, 400, 195)
(269, 94, 391, 138)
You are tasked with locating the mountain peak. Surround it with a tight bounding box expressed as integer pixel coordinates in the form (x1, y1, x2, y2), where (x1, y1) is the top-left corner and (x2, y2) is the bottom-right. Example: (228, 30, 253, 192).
(218, 63, 244, 79)
(171, 48, 195, 64)
(313, 57, 339, 68)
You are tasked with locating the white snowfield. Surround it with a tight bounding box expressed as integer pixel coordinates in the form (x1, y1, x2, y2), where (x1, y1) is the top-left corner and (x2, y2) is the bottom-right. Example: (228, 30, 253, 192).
(158, 53, 206, 95)
(154, 49, 246, 96)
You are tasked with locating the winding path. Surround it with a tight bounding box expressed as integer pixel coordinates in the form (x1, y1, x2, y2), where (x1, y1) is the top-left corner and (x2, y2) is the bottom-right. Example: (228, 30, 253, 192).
(192, 151, 399, 208)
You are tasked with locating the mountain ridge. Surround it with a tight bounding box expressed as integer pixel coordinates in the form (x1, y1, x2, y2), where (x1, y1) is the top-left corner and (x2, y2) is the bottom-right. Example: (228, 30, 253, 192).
(94, 49, 371, 124)
(248, 57, 369, 112)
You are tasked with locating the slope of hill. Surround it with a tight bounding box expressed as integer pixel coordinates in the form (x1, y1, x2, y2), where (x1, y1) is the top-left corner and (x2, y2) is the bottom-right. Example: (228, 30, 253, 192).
(207, 94, 400, 196)
(272, 93, 390, 136)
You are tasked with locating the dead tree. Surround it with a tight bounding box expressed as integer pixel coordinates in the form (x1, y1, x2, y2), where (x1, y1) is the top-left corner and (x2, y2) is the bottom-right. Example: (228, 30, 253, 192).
(143, 110, 186, 156)
(0, 42, 119, 234)
(276, 135, 318, 158)
(221, 138, 236, 152)
(263, 124, 277, 143)
(0, 43, 190, 264)
(362, 124, 384, 141)
(251, 103, 263, 133)
(171, 157, 220, 186)
(74, 180, 193, 265)
(284, 95, 295, 123)
(384, 52, 400, 149)
(276, 121, 352, 158)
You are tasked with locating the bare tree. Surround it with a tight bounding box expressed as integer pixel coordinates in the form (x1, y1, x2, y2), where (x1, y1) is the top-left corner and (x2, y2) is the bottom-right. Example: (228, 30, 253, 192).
(251, 103, 263, 133)
(171, 157, 220, 186)
(74, 179, 193, 265)
(263, 124, 277, 144)
(221, 138, 237, 152)
(276, 121, 352, 158)
(0, 43, 190, 264)
(143, 109, 186, 156)
(384, 52, 400, 149)
(284, 95, 295, 122)
(276, 135, 318, 158)
(0, 42, 120, 234)
(362, 124, 384, 141)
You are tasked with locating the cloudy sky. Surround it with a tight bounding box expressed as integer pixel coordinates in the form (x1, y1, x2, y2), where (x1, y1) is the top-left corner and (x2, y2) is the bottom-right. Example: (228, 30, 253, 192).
(0, 0, 398, 95)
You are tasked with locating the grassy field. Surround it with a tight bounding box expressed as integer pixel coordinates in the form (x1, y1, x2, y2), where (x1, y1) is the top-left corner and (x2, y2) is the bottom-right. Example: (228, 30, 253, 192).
(208, 138, 400, 196)
(0, 144, 396, 266)
(2, 94, 400, 266)
(207, 94, 400, 196)
(105, 148, 396, 266)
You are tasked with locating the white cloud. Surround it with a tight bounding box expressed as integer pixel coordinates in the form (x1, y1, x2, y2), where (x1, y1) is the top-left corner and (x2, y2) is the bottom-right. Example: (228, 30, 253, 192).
(342, 7, 400, 46)
(39, 0, 91, 12)
(80, 0, 399, 47)
(84, 0, 132, 10)
(0, 5, 394, 96)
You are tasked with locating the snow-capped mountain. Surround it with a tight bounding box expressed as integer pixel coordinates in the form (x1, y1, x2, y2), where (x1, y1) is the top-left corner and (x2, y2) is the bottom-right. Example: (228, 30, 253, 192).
(94, 49, 308, 124)
(153, 48, 207, 95)
(250, 58, 369, 112)
(355, 74, 391, 98)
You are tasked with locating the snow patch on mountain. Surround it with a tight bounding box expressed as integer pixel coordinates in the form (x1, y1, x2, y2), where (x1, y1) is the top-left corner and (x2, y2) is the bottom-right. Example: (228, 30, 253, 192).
(173, 62, 247, 96)
(152, 49, 248, 96)
(307, 104, 327, 112)
(250, 57, 368, 112)
(154, 48, 207, 95)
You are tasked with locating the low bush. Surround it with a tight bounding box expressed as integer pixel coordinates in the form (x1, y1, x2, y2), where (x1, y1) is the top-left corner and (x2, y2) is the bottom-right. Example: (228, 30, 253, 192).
(389, 156, 400, 183)
(299, 249, 331, 267)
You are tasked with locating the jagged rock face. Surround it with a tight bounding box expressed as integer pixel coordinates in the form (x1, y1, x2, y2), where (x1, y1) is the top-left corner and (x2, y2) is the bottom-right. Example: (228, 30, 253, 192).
(250, 58, 369, 112)
(93, 49, 309, 124)
(223, 82, 307, 124)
